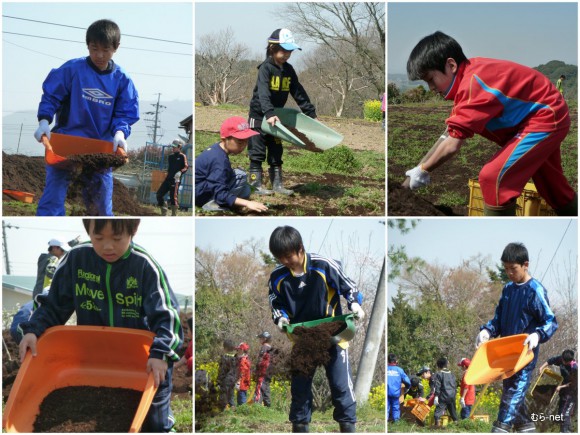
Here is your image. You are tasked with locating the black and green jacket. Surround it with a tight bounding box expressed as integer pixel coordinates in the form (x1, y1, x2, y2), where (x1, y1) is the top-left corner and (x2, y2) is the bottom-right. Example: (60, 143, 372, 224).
(19, 242, 183, 362)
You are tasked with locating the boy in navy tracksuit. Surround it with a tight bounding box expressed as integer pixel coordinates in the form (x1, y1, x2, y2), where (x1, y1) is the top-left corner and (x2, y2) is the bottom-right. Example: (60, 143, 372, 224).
(432, 357, 458, 425)
(268, 226, 364, 433)
(387, 353, 411, 423)
(538, 349, 577, 432)
(18, 219, 183, 432)
(195, 116, 268, 213)
(476, 242, 558, 433)
(33, 19, 139, 216)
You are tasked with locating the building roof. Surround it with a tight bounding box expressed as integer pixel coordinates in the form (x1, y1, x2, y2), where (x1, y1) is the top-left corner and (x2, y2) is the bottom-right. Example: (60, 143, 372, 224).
(2, 275, 35, 293)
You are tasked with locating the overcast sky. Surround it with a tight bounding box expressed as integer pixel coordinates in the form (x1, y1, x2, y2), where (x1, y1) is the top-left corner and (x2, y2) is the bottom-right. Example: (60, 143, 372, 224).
(2, 218, 193, 296)
(388, 2, 578, 74)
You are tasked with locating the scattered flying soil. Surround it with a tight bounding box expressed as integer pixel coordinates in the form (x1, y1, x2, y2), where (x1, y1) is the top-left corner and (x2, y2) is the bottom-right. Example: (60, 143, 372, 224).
(286, 126, 323, 153)
(33, 386, 142, 432)
(2, 152, 157, 216)
(195, 105, 385, 153)
(290, 321, 346, 378)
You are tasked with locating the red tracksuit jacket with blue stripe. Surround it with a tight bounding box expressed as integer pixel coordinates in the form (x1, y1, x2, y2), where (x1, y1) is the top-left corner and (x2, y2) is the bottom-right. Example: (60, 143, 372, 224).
(444, 57, 570, 144)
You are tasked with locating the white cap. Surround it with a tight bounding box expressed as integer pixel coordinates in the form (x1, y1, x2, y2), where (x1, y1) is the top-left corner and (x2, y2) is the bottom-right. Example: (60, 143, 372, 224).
(48, 238, 70, 251)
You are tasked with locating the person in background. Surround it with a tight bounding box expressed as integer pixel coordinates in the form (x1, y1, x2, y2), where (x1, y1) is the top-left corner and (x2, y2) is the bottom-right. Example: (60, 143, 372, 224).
(458, 358, 475, 419)
(156, 138, 189, 216)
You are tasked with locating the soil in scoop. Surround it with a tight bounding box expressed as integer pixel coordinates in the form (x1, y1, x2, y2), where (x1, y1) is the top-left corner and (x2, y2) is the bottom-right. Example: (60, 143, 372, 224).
(290, 321, 346, 377)
(67, 153, 127, 171)
(285, 126, 324, 153)
(532, 384, 558, 405)
(34, 386, 142, 432)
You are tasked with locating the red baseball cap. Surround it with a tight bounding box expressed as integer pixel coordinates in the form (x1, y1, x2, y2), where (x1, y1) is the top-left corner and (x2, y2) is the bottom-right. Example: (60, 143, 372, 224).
(458, 358, 471, 368)
(220, 117, 258, 140)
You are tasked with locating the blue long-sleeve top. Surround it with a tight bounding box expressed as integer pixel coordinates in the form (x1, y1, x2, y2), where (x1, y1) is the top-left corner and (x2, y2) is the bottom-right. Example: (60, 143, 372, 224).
(37, 57, 139, 140)
(195, 142, 237, 208)
(387, 363, 411, 398)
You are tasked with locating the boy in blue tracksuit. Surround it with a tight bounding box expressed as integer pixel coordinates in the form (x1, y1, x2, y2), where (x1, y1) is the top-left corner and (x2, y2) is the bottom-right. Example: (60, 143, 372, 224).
(387, 353, 411, 423)
(268, 226, 364, 433)
(18, 219, 182, 432)
(476, 242, 558, 433)
(34, 19, 139, 216)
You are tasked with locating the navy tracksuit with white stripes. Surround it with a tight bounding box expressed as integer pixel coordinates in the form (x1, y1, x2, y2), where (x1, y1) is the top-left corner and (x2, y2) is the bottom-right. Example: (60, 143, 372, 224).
(482, 277, 558, 427)
(269, 253, 362, 424)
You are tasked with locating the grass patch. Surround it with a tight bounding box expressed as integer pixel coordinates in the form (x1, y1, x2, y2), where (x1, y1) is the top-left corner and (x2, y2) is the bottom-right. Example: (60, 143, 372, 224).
(173, 397, 193, 432)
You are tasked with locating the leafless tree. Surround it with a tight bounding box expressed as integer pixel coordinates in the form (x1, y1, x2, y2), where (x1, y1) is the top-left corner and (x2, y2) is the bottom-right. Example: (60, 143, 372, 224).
(279, 2, 385, 95)
(195, 27, 251, 106)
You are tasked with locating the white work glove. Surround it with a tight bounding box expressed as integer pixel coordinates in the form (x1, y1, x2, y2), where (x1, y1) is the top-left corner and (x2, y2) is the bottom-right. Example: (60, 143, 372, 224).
(34, 119, 51, 142)
(405, 165, 431, 190)
(113, 131, 127, 152)
(174, 171, 182, 182)
(277, 317, 289, 331)
(434, 396, 439, 406)
(351, 303, 365, 320)
(523, 332, 540, 351)
(460, 398, 466, 408)
(235, 382, 240, 390)
(475, 329, 490, 349)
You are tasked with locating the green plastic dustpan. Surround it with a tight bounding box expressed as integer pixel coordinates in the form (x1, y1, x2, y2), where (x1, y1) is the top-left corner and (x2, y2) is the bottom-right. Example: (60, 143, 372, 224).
(464, 334, 534, 385)
(261, 108, 343, 151)
(283, 314, 356, 344)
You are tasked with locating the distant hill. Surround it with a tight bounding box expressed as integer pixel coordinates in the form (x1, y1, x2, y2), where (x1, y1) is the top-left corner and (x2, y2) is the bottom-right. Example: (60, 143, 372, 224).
(2, 99, 193, 156)
(534, 60, 577, 101)
(389, 60, 578, 100)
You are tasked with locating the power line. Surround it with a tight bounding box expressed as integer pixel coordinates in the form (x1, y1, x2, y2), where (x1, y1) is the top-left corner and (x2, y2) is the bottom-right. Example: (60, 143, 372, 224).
(3, 15, 192, 45)
(541, 219, 573, 282)
(3, 32, 192, 56)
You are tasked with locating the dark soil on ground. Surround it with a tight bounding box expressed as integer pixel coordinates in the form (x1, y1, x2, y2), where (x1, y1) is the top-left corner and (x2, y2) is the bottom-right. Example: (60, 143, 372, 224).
(388, 182, 447, 216)
(2, 152, 157, 216)
(34, 386, 141, 432)
(290, 321, 346, 378)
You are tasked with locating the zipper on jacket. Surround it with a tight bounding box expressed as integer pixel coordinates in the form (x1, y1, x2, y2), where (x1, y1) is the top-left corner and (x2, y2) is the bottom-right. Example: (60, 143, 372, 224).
(105, 263, 114, 326)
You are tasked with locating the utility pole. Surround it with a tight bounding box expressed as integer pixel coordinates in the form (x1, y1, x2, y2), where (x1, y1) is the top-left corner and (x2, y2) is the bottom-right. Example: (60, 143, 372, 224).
(144, 93, 166, 144)
(354, 255, 386, 404)
(2, 222, 19, 275)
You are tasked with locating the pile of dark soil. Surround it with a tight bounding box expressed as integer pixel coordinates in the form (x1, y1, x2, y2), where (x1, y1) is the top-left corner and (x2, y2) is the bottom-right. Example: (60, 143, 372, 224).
(388, 181, 447, 216)
(2, 152, 156, 216)
(34, 386, 142, 432)
(290, 321, 346, 377)
(532, 383, 558, 405)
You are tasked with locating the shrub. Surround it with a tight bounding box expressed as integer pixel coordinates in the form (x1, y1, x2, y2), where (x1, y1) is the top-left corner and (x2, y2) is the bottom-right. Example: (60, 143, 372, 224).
(368, 383, 386, 411)
(363, 99, 382, 122)
(322, 146, 362, 172)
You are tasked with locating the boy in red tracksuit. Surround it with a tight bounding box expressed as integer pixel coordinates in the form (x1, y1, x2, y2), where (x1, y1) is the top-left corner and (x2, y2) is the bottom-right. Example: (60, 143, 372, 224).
(458, 358, 475, 419)
(236, 342, 252, 405)
(405, 31, 577, 216)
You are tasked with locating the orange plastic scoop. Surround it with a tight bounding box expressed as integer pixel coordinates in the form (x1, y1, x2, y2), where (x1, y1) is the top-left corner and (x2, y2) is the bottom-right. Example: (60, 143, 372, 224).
(2, 189, 34, 203)
(464, 334, 534, 385)
(3, 326, 157, 433)
(41, 133, 127, 168)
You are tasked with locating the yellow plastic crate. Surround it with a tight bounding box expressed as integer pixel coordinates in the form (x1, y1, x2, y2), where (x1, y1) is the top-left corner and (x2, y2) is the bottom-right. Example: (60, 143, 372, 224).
(411, 402, 431, 423)
(468, 179, 555, 216)
(472, 414, 490, 423)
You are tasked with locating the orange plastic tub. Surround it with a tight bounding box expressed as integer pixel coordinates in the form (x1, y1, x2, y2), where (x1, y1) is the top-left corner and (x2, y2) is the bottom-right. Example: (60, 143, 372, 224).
(41, 133, 126, 168)
(465, 334, 534, 385)
(3, 326, 157, 433)
(2, 189, 35, 203)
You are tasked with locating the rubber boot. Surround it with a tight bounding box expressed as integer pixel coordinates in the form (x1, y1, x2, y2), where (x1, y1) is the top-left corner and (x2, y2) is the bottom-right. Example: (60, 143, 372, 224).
(171, 205, 178, 216)
(514, 422, 536, 433)
(339, 422, 356, 433)
(491, 421, 513, 433)
(292, 423, 309, 433)
(249, 169, 273, 195)
(555, 193, 578, 216)
(160, 205, 168, 216)
(269, 166, 294, 195)
(483, 200, 517, 216)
